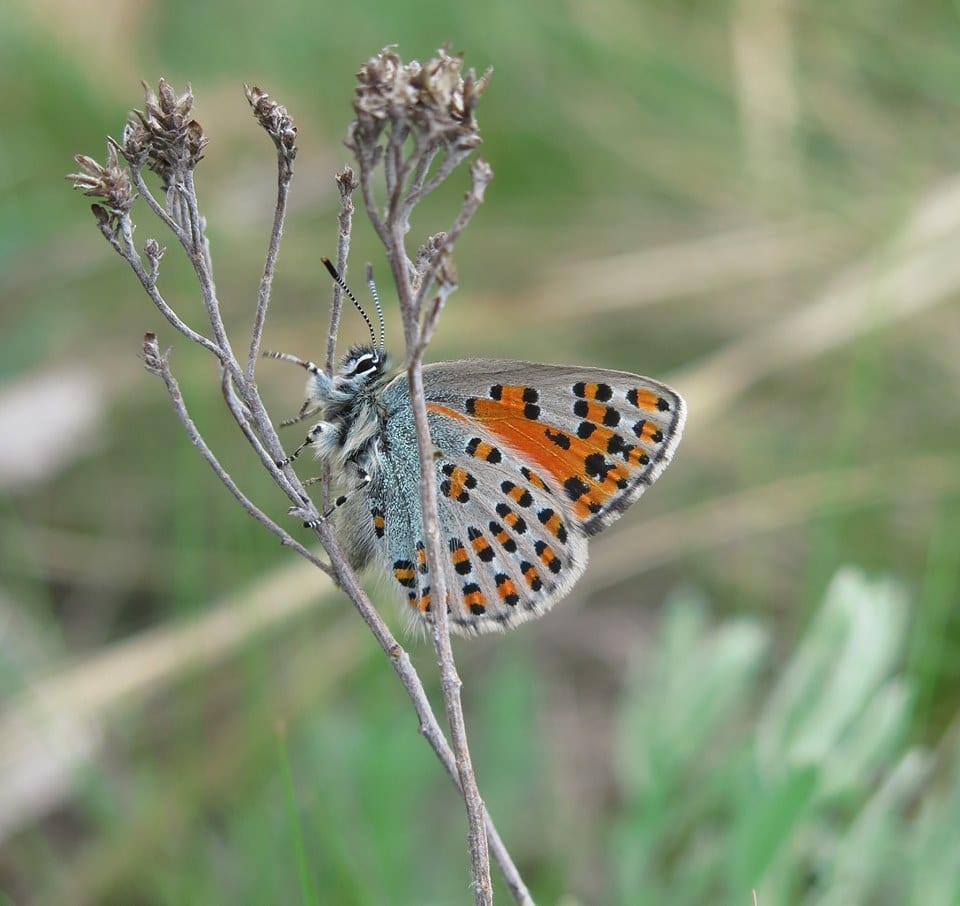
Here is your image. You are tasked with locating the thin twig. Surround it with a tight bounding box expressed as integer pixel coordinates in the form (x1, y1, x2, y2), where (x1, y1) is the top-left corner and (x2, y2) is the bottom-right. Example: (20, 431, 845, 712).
(354, 146, 391, 247)
(220, 369, 315, 519)
(129, 116, 243, 383)
(386, 120, 415, 225)
(316, 523, 531, 904)
(401, 218, 492, 898)
(414, 159, 493, 313)
(108, 220, 226, 362)
(406, 352, 493, 902)
(404, 136, 441, 206)
(179, 171, 241, 380)
(372, 142, 495, 894)
(246, 162, 292, 379)
(325, 167, 359, 374)
(133, 165, 244, 388)
(141, 334, 329, 573)
(126, 166, 186, 241)
(375, 142, 495, 906)
(413, 292, 448, 359)
(318, 168, 360, 512)
(246, 85, 298, 380)
(183, 172, 209, 268)
(406, 146, 468, 212)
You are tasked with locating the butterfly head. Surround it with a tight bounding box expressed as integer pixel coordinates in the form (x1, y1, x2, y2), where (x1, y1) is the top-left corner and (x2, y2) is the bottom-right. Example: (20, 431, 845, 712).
(333, 343, 390, 396)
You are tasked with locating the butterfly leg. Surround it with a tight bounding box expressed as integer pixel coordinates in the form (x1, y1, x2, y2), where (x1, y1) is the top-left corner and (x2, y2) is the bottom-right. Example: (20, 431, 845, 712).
(262, 349, 324, 375)
(302, 465, 371, 529)
(275, 421, 339, 467)
(279, 400, 316, 428)
(263, 351, 327, 427)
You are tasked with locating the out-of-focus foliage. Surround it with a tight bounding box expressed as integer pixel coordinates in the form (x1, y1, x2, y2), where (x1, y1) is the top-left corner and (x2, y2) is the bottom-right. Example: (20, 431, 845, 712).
(2, 0, 960, 902)
(613, 570, 960, 905)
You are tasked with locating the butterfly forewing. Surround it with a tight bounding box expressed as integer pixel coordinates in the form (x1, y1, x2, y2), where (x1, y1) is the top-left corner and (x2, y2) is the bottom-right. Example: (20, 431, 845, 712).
(422, 360, 686, 535)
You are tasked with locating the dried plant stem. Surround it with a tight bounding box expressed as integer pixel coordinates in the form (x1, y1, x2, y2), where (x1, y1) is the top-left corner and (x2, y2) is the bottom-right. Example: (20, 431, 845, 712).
(145, 331, 530, 902)
(356, 139, 496, 905)
(407, 356, 491, 894)
(346, 49, 496, 902)
(142, 335, 329, 573)
(319, 525, 532, 905)
(69, 61, 528, 904)
(365, 200, 493, 896)
(246, 167, 292, 378)
(396, 161, 495, 900)
(325, 167, 360, 374)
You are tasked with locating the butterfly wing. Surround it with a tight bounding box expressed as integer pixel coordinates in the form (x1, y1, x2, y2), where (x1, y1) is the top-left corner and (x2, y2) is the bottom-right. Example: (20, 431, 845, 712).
(428, 437, 591, 633)
(364, 359, 685, 635)
(422, 359, 686, 534)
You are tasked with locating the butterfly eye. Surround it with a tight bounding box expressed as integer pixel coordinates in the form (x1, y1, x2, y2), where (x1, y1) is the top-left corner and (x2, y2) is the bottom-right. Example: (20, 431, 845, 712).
(346, 352, 378, 377)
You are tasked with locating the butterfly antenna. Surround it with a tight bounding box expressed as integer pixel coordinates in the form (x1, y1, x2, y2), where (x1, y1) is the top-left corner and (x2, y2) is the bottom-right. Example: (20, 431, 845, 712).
(322, 257, 378, 351)
(365, 263, 386, 355)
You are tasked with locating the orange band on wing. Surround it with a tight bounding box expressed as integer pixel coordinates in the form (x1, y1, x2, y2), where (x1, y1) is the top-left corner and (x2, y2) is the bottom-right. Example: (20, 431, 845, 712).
(428, 395, 640, 522)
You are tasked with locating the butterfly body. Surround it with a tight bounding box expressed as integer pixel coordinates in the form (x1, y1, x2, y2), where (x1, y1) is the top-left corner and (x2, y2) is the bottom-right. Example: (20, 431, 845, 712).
(277, 345, 686, 635)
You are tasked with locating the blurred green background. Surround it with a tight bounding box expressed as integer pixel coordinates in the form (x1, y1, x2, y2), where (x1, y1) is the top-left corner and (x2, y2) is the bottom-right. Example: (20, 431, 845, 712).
(2, 1, 960, 903)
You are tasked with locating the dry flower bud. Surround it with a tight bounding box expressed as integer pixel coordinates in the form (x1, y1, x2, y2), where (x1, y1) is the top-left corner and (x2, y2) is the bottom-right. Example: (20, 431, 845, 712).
(141, 332, 166, 377)
(418, 232, 447, 269)
(336, 165, 359, 198)
(144, 238, 164, 260)
(245, 85, 299, 159)
(120, 122, 149, 167)
(67, 144, 135, 227)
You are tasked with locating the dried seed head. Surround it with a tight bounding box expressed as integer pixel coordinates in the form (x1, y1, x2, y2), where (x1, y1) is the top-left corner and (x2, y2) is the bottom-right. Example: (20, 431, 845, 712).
(417, 232, 447, 273)
(67, 144, 135, 228)
(128, 79, 208, 188)
(245, 85, 298, 160)
(336, 165, 359, 199)
(121, 120, 149, 168)
(352, 46, 491, 150)
(144, 237, 164, 262)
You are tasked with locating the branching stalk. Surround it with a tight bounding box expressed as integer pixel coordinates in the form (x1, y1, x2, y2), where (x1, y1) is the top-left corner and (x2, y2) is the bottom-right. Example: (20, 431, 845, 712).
(68, 52, 524, 906)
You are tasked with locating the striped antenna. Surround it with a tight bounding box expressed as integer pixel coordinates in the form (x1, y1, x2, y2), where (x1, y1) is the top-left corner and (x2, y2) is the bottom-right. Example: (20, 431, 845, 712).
(365, 263, 386, 355)
(322, 258, 378, 352)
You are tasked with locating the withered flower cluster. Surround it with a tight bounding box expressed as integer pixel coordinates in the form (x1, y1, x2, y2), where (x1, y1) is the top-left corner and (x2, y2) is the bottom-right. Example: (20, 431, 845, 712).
(344, 46, 493, 314)
(245, 85, 298, 178)
(350, 46, 492, 155)
(68, 80, 294, 247)
(68, 80, 213, 248)
(123, 79, 208, 190)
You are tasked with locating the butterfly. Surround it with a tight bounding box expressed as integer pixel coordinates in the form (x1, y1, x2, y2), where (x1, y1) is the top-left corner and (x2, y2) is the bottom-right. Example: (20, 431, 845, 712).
(267, 260, 686, 635)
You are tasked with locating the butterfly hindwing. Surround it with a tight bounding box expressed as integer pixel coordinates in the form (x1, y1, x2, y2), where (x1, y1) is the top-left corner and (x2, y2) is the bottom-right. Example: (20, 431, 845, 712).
(364, 377, 586, 634)
(430, 439, 589, 633)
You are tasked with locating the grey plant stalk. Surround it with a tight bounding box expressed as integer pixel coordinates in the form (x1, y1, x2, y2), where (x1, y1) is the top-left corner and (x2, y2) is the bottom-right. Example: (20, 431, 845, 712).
(346, 49, 495, 902)
(69, 53, 530, 906)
